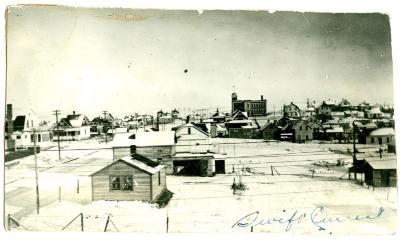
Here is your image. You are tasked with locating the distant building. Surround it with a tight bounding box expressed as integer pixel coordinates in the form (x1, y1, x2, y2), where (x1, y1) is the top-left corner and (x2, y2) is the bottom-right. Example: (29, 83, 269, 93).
(4, 104, 52, 149)
(91, 155, 167, 202)
(53, 111, 91, 141)
(316, 100, 336, 117)
(231, 92, 267, 117)
(210, 109, 227, 123)
(366, 128, 395, 145)
(366, 107, 383, 119)
(226, 110, 258, 139)
(259, 122, 280, 140)
(135, 131, 175, 174)
(172, 123, 225, 176)
(283, 102, 302, 118)
(171, 108, 180, 119)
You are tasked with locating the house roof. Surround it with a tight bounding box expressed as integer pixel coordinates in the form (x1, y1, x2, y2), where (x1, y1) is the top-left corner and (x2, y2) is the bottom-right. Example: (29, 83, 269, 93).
(91, 154, 164, 176)
(367, 158, 397, 170)
(326, 127, 344, 133)
(368, 107, 382, 114)
(369, 128, 395, 137)
(175, 123, 210, 138)
(135, 131, 175, 146)
(12, 115, 26, 132)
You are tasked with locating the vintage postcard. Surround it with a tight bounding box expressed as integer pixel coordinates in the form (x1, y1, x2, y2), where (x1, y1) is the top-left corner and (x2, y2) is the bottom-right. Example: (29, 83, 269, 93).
(2, 4, 398, 235)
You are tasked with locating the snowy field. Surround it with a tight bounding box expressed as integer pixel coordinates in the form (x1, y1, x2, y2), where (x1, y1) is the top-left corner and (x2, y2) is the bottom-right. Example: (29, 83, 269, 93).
(4, 137, 397, 234)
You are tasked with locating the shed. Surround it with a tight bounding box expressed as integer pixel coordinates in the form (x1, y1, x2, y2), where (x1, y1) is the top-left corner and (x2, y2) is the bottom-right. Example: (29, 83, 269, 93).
(364, 158, 397, 187)
(91, 154, 167, 202)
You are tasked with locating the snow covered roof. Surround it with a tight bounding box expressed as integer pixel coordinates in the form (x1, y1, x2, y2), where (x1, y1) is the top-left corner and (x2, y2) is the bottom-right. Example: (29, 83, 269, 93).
(369, 128, 395, 137)
(367, 159, 396, 170)
(227, 119, 253, 124)
(368, 107, 382, 114)
(135, 131, 175, 146)
(326, 127, 344, 133)
(119, 155, 164, 175)
(91, 155, 164, 176)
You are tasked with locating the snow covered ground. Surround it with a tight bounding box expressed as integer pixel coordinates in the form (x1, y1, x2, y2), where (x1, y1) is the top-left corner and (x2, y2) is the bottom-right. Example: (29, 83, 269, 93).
(4, 137, 397, 234)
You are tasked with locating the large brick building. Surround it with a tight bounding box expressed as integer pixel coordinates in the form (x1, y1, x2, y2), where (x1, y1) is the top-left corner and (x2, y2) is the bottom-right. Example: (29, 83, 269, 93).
(231, 92, 267, 117)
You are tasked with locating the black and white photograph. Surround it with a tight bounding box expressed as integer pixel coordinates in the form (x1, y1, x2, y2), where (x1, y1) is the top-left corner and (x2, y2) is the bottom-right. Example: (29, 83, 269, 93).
(1, 1, 399, 235)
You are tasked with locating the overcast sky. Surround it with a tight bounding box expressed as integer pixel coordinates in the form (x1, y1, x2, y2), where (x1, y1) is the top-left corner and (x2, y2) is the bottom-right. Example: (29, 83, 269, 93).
(6, 6, 393, 120)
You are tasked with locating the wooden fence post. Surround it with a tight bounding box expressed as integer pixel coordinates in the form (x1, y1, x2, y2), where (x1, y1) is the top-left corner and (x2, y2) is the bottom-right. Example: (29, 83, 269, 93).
(271, 166, 274, 176)
(77, 179, 80, 194)
(251, 226, 254, 232)
(166, 214, 169, 233)
(59, 186, 61, 202)
(81, 213, 84, 231)
(104, 214, 110, 232)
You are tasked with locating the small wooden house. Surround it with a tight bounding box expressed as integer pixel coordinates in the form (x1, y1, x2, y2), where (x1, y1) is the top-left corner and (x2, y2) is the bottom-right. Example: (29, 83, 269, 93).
(91, 154, 167, 202)
(364, 158, 397, 187)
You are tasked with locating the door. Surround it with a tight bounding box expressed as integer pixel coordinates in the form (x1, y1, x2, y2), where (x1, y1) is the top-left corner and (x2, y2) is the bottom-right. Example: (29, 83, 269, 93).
(378, 137, 382, 145)
(215, 160, 225, 174)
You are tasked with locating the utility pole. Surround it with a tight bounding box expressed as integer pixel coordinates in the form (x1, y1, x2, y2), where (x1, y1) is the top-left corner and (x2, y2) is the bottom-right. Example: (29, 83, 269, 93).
(53, 110, 61, 160)
(33, 129, 40, 214)
(103, 111, 108, 144)
(352, 121, 357, 180)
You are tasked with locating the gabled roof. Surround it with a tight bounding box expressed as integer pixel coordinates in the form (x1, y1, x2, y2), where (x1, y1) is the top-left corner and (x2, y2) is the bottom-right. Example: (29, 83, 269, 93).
(367, 158, 396, 170)
(232, 110, 248, 120)
(175, 123, 210, 137)
(58, 113, 90, 128)
(260, 122, 278, 131)
(12, 115, 26, 132)
(91, 154, 164, 176)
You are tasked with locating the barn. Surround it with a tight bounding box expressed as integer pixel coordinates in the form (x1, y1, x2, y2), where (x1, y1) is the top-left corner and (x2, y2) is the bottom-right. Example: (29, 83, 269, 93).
(91, 154, 167, 202)
(364, 158, 397, 187)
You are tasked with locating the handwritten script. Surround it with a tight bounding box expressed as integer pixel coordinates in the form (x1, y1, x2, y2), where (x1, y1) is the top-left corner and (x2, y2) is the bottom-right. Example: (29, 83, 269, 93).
(232, 206, 384, 232)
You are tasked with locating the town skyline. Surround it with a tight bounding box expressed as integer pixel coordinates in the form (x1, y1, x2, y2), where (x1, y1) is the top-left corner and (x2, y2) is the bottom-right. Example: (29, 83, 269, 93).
(6, 7, 393, 120)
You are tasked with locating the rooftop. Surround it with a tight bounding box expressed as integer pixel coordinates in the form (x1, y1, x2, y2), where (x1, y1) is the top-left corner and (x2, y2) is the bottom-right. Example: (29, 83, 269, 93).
(135, 131, 175, 146)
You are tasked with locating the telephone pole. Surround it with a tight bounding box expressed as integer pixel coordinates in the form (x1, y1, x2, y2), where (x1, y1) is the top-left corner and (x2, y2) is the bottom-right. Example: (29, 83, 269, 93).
(53, 110, 61, 160)
(103, 111, 108, 144)
(33, 129, 40, 214)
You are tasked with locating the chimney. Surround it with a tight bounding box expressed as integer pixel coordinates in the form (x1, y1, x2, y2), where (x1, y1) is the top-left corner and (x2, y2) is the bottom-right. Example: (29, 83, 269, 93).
(186, 115, 190, 124)
(261, 95, 264, 100)
(73, 111, 76, 115)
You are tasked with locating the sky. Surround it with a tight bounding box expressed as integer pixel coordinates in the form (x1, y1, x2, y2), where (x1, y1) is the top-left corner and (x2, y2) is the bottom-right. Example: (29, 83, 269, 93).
(6, 6, 393, 120)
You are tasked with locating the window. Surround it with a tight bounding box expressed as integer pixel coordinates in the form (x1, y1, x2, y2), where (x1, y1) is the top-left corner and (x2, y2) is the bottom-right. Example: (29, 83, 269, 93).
(306, 135, 309, 140)
(371, 138, 374, 143)
(158, 172, 161, 185)
(188, 127, 191, 134)
(110, 175, 133, 191)
(298, 135, 301, 140)
(16, 135, 21, 139)
(299, 126, 302, 131)
(387, 137, 390, 143)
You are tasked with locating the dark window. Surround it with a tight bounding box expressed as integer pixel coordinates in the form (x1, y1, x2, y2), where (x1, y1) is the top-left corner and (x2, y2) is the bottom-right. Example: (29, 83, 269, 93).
(371, 138, 374, 143)
(110, 176, 121, 190)
(158, 172, 161, 185)
(387, 137, 390, 143)
(188, 127, 191, 134)
(110, 175, 133, 191)
(16, 135, 21, 139)
(121, 176, 133, 191)
(299, 126, 302, 131)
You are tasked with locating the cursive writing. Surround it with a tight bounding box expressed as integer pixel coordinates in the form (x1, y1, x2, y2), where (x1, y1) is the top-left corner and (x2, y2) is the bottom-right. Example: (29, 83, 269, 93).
(232, 206, 384, 232)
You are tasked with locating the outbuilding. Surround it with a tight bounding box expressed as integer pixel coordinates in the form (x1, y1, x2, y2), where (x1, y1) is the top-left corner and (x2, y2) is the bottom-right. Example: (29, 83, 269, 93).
(364, 158, 397, 187)
(91, 154, 167, 202)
